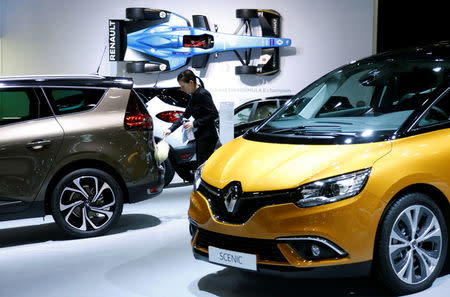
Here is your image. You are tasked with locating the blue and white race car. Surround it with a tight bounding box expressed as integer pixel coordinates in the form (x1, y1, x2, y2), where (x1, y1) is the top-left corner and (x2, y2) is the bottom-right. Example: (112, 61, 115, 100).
(109, 8, 292, 75)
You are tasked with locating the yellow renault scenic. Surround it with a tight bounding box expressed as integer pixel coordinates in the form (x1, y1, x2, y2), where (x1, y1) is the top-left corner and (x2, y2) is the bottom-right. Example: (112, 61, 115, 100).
(189, 42, 450, 295)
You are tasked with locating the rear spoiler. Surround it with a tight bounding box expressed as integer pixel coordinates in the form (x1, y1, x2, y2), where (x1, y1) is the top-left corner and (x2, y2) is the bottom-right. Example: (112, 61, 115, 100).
(258, 10, 281, 37)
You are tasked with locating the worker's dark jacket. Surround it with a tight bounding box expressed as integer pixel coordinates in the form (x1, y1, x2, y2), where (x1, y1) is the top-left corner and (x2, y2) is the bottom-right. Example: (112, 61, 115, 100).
(169, 87, 218, 141)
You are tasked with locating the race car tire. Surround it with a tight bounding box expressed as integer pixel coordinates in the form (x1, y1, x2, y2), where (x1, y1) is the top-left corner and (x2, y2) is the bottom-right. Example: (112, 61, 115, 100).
(236, 9, 258, 19)
(126, 62, 146, 73)
(235, 65, 258, 75)
(126, 8, 147, 20)
(126, 8, 168, 21)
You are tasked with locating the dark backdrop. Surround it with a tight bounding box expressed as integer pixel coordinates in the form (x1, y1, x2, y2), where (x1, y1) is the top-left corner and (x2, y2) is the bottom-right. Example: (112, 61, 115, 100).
(377, 0, 449, 53)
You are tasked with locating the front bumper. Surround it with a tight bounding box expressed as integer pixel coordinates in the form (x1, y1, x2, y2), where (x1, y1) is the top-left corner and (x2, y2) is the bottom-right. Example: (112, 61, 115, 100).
(192, 247, 371, 278)
(188, 185, 384, 274)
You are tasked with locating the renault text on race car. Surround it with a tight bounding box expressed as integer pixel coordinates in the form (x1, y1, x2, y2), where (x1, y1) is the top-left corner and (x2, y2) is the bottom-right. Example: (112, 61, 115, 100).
(109, 8, 292, 75)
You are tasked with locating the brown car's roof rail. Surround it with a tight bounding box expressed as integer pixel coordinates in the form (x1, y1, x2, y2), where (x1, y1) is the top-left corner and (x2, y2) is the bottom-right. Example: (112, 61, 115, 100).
(0, 74, 133, 89)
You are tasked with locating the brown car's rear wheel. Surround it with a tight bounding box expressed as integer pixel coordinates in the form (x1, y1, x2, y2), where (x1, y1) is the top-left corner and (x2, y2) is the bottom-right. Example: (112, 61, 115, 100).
(51, 168, 124, 238)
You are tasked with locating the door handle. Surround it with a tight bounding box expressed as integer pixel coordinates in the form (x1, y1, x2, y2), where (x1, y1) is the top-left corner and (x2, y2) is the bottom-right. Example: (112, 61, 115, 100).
(26, 139, 52, 150)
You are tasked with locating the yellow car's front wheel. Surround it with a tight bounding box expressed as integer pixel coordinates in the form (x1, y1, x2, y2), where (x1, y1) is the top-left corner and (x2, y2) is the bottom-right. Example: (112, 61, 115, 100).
(375, 193, 448, 295)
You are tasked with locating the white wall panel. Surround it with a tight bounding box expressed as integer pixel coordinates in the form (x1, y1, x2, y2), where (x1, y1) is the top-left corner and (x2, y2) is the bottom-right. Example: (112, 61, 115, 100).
(0, 0, 4, 76)
(1, 0, 374, 105)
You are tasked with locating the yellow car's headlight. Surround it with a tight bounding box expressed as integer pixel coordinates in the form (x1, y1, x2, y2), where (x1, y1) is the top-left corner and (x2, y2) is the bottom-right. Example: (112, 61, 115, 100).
(193, 163, 204, 193)
(296, 168, 371, 208)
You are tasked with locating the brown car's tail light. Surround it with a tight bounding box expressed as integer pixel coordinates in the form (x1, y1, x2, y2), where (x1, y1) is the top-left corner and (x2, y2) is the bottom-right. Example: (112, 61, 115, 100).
(125, 91, 153, 130)
(156, 110, 184, 123)
(125, 114, 152, 129)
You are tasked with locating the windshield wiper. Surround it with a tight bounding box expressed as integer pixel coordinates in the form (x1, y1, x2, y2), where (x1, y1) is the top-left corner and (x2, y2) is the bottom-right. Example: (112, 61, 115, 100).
(258, 125, 360, 138)
(259, 125, 343, 134)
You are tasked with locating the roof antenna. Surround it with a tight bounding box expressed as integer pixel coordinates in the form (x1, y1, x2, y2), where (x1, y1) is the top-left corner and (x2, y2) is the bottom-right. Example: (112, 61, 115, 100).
(153, 71, 160, 87)
(94, 45, 107, 76)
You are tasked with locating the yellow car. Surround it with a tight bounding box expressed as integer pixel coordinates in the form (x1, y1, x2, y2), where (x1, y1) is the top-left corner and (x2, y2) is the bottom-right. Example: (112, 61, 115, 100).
(188, 42, 450, 295)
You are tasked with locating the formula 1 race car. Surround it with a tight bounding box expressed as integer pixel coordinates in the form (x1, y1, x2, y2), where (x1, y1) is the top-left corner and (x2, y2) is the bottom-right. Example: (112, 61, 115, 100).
(109, 8, 292, 75)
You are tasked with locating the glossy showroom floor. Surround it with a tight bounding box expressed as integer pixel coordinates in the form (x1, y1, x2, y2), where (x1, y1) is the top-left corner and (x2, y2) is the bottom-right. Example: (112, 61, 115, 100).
(0, 177, 449, 297)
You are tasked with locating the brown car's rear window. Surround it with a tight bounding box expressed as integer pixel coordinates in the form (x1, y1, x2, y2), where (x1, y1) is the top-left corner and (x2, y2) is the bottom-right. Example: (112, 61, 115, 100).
(43, 88, 105, 115)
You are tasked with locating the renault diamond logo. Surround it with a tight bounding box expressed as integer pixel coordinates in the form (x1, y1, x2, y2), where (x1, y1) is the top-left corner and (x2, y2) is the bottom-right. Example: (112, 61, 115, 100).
(223, 182, 241, 213)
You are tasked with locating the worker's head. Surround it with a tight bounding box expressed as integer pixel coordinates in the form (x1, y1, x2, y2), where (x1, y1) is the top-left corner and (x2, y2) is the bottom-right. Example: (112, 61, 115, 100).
(177, 70, 198, 94)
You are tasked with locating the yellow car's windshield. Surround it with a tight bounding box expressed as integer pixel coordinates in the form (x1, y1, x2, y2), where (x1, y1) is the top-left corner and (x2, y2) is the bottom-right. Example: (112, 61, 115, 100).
(257, 59, 449, 142)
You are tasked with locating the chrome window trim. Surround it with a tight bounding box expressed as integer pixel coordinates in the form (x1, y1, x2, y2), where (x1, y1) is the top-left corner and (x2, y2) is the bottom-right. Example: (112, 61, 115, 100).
(0, 74, 105, 81)
(0, 200, 22, 207)
(406, 86, 450, 133)
(40, 86, 108, 90)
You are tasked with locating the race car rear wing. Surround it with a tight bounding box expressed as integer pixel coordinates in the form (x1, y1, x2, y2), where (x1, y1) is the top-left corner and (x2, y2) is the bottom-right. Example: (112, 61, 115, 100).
(258, 10, 281, 37)
(234, 9, 284, 75)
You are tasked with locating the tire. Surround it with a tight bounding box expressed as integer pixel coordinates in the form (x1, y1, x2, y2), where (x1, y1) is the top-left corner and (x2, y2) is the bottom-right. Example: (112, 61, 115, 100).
(162, 158, 175, 187)
(50, 168, 124, 238)
(126, 8, 146, 20)
(374, 192, 448, 295)
(126, 62, 145, 73)
(235, 65, 258, 75)
(236, 9, 258, 19)
(126, 8, 168, 21)
(126, 62, 167, 73)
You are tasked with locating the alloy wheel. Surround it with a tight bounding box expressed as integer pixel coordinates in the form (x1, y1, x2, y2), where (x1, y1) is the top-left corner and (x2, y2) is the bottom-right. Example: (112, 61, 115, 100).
(59, 176, 117, 232)
(388, 205, 443, 284)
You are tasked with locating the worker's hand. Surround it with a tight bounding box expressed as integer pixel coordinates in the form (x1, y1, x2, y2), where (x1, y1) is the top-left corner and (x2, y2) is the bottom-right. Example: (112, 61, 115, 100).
(183, 121, 194, 130)
(163, 129, 172, 138)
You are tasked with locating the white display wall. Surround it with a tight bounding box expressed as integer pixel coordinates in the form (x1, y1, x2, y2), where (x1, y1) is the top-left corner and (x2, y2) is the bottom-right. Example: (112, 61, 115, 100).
(0, 0, 4, 75)
(0, 0, 375, 106)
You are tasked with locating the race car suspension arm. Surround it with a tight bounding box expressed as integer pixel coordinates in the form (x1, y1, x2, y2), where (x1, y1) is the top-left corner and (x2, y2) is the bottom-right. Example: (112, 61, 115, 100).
(233, 49, 252, 66)
(233, 19, 253, 66)
(234, 19, 253, 36)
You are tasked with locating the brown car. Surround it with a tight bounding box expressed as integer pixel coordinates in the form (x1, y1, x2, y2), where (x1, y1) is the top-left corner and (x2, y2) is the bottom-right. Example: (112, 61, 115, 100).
(0, 75, 164, 237)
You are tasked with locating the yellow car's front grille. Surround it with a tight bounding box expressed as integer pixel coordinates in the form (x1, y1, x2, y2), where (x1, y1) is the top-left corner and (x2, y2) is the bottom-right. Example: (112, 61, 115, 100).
(198, 180, 297, 224)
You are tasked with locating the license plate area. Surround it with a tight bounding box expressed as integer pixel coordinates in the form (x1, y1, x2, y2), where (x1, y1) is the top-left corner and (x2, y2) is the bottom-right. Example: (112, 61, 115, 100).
(208, 246, 257, 271)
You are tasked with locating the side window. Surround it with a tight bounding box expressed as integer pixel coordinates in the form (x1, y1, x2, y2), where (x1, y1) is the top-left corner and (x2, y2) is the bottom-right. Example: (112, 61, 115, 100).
(417, 94, 450, 127)
(234, 103, 254, 125)
(253, 101, 278, 121)
(0, 88, 38, 126)
(44, 88, 105, 115)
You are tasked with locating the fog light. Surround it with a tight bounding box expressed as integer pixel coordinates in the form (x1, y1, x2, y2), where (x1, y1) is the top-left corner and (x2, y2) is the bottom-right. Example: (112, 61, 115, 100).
(311, 244, 321, 257)
(277, 236, 348, 260)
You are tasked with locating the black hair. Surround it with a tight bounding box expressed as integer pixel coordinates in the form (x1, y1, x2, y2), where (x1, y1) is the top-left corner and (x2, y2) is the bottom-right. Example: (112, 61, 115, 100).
(177, 69, 204, 88)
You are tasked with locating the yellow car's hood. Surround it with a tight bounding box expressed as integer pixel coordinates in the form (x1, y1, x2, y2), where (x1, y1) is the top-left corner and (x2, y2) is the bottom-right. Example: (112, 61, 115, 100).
(203, 137, 392, 191)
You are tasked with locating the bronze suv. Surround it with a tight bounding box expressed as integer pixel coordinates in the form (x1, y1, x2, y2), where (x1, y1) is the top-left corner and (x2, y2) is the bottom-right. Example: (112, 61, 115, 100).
(0, 75, 164, 237)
